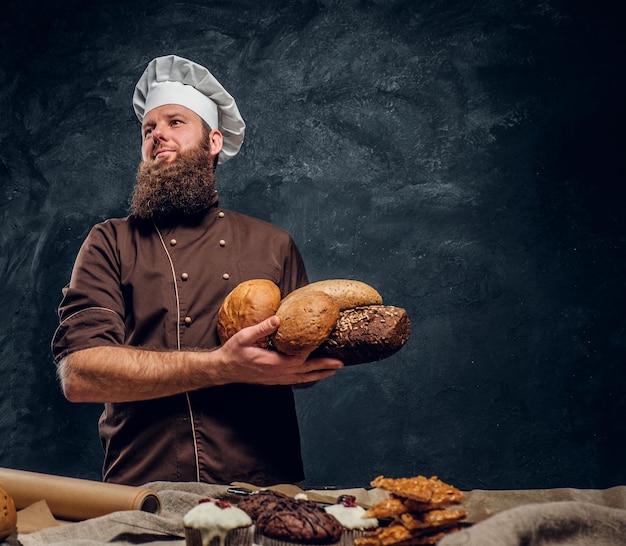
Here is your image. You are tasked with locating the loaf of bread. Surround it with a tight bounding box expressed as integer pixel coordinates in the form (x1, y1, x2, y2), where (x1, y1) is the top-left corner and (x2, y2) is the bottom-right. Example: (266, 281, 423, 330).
(280, 279, 383, 310)
(312, 305, 411, 366)
(217, 278, 411, 364)
(0, 485, 16, 541)
(272, 290, 340, 355)
(217, 279, 281, 348)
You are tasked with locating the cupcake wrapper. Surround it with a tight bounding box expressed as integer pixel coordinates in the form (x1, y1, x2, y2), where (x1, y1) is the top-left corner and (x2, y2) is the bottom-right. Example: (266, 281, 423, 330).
(339, 530, 367, 546)
(185, 524, 254, 546)
(258, 528, 373, 546)
(254, 529, 368, 546)
(259, 536, 341, 546)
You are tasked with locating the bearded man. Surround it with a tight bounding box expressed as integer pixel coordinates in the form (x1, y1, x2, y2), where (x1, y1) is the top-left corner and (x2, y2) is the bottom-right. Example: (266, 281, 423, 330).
(52, 55, 343, 487)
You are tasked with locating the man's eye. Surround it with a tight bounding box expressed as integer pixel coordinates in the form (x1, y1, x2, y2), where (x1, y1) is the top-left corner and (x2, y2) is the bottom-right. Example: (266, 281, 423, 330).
(171, 119, 183, 126)
(143, 128, 153, 138)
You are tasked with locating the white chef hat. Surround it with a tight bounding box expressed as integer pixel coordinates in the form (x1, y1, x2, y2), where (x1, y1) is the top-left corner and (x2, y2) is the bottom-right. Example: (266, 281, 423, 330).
(133, 55, 245, 164)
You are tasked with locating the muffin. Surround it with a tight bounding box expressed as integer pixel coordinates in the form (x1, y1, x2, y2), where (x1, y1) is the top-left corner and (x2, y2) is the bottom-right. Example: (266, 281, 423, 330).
(256, 503, 343, 545)
(239, 490, 343, 545)
(183, 498, 253, 546)
(324, 495, 379, 545)
(237, 490, 295, 520)
(237, 490, 296, 543)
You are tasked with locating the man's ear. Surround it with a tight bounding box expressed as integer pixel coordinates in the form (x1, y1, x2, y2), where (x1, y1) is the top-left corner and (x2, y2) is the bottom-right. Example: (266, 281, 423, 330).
(209, 129, 223, 158)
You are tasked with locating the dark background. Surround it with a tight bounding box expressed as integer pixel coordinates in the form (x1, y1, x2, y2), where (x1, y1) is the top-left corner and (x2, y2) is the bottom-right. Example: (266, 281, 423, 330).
(0, 0, 624, 491)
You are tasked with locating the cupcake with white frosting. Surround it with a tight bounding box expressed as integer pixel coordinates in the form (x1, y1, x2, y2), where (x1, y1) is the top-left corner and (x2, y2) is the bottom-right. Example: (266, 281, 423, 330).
(183, 498, 253, 546)
(324, 495, 378, 545)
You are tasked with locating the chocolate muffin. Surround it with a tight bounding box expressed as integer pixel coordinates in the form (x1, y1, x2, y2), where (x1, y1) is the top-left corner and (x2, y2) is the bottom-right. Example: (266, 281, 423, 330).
(237, 490, 295, 519)
(256, 505, 343, 545)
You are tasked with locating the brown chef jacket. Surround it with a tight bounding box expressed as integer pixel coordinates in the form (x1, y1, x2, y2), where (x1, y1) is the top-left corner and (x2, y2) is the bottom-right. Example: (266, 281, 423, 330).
(52, 200, 308, 487)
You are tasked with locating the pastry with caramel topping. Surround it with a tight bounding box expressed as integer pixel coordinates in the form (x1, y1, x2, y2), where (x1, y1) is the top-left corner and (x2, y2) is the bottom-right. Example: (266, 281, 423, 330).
(399, 508, 467, 530)
(370, 475, 464, 506)
(355, 475, 467, 546)
(355, 522, 462, 546)
(364, 495, 434, 518)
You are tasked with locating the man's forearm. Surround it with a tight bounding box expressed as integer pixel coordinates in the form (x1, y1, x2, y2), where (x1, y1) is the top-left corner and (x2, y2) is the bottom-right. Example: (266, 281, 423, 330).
(56, 317, 343, 404)
(57, 345, 224, 403)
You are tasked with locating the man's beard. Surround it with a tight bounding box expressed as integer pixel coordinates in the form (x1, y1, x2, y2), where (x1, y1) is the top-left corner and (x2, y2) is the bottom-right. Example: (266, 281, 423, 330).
(131, 133, 217, 220)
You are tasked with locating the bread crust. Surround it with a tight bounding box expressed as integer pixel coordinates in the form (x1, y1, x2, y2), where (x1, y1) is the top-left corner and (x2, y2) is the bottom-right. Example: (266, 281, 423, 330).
(0, 486, 16, 541)
(313, 305, 411, 365)
(272, 291, 340, 355)
(281, 279, 382, 310)
(217, 279, 281, 347)
(217, 278, 411, 364)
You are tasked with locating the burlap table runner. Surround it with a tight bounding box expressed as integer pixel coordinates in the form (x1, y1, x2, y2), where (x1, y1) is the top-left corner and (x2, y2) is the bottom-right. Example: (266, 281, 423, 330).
(14, 482, 626, 546)
(439, 501, 626, 545)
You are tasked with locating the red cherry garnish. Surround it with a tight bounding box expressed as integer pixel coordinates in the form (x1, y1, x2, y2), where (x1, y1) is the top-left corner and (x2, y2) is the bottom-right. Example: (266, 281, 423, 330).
(337, 495, 357, 507)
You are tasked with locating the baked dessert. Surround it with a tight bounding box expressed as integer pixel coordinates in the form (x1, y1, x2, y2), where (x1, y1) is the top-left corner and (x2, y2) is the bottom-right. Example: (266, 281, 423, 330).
(239, 490, 343, 545)
(324, 495, 378, 531)
(355, 522, 456, 546)
(183, 498, 253, 546)
(256, 504, 343, 545)
(324, 494, 378, 545)
(237, 489, 294, 520)
(355, 475, 467, 546)
(368, 475, 464, 508)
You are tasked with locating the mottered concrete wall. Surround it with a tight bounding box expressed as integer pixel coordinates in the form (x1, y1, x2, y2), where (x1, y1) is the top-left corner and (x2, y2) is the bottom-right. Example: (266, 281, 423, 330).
(0, 0, 624, 489)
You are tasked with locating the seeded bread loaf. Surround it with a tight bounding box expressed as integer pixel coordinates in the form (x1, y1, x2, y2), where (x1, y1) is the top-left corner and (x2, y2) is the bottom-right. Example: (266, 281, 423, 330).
(312, 305, 411, 365)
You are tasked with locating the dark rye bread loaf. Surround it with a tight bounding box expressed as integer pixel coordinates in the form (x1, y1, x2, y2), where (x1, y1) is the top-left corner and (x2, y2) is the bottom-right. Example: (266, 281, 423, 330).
(312, 305, 411, 366)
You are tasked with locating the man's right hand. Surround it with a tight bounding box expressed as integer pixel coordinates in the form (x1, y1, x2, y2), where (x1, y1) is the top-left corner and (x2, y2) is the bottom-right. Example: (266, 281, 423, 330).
(57, 316, 343, 404)
(214, 315, 344, 386)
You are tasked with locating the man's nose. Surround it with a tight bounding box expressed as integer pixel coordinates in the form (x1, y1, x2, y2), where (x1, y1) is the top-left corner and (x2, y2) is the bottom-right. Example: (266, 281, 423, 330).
(152, 125, 167, 143)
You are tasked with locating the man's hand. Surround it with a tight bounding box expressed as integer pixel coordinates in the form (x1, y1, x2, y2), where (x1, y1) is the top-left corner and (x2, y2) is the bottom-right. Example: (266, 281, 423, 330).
(216, 315, 344, 386)
(58, 315, 343, 404)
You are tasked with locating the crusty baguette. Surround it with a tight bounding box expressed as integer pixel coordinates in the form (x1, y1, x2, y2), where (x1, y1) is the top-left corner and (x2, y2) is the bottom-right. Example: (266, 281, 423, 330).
(312, 305, 411, 365)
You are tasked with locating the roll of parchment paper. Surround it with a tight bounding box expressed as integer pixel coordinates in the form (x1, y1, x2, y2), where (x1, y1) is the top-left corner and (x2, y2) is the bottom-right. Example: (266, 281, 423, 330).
(0, 467, 161, 521)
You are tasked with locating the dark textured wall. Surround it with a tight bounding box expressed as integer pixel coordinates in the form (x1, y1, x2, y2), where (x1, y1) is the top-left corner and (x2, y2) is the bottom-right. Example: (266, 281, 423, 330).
(0, 0, 624, 490)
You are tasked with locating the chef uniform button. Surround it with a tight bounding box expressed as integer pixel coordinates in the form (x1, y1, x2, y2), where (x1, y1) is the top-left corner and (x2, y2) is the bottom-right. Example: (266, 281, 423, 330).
(218, 211, 225, 218)
(219, 239, 226, 247)
(170, 238, 177, 246)
(184, 316, 192, 326)
(181, 272, 189, 281)
(222, 273, 230, 280)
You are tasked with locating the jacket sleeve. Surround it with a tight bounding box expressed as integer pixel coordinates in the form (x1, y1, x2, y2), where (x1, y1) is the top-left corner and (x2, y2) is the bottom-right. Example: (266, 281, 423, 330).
(51, 220, 127, 363)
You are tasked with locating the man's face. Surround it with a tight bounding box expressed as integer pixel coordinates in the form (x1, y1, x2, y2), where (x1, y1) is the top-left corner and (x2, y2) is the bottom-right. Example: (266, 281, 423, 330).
(132, 117, 218, 220)
(141, 104, 206, 163)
